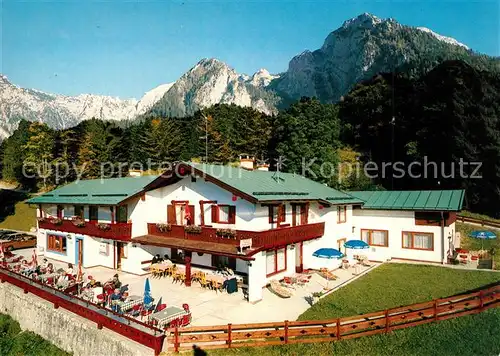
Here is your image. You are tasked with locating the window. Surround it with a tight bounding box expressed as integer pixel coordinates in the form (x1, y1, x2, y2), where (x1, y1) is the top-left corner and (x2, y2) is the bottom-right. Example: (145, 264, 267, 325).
(116, 205, 128, 223)
(361, 229, 388, 247)
(56, 205, 63, 219)
(89, 206, 98, 221)
(212, 255, 236, 270)
(337, 206, 347, 223)
(292, 204, 309, 226)
(47, 234, 67, 254)
(402, 232, 434, 250)
(211, 205, 236, 224)
(74, 205, 84, 219)
(266, 247, 287, 277)
(268, 205, 286, 224)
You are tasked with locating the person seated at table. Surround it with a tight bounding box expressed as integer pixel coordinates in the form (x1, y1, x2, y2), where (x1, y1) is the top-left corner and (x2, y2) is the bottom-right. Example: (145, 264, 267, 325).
(163, 254, 170, 262)
(112, 274, 122, 289)
(46, 263, 54, 274)
(65, 263, 74, 279)
(86, 275, 97, 289)
(20, 260, 31, 275)
(151, 254, 162, 264)
(120, 291, 130, 302)
(110, 289, 122, 312)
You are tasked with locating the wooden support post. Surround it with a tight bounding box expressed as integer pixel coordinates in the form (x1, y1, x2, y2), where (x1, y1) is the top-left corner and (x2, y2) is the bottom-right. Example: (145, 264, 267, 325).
(479, 290, 484, 311)
(284, 320, 289, 344)
(184, 252, 192, 287)
(174, 327, 179, 353)
(384, 310, 389, 333)
(434, 300, 438, 321)
(97, 323, 103, 329)
(24, 288, 28, 294)
(53, 303, 59, 309)
(336, 318, 341, 340)
(227, 323, 232, 348)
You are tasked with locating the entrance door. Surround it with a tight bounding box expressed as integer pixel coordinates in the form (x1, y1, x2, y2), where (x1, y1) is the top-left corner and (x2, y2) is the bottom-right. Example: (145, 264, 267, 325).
(116, 242, 124, 269)
(75, 238, 83, 266)
(295, 242, 303, 273)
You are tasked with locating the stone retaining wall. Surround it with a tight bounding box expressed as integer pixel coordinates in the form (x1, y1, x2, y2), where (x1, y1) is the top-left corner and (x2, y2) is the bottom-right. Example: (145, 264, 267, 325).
(0, 282, 154, 356)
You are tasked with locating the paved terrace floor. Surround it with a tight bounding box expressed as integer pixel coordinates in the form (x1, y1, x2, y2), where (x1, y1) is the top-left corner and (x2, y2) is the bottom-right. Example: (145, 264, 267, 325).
(15, 249, 379, 326)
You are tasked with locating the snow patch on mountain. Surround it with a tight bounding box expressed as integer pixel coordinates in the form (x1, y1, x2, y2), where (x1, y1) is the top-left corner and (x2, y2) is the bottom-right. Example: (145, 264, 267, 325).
(136, 83, 174, 114)
(416, 27, 469, 49)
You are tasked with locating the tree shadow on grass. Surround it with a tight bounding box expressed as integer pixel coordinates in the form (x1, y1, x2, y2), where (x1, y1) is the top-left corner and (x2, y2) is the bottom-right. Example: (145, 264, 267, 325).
(0, 189, 28, 225)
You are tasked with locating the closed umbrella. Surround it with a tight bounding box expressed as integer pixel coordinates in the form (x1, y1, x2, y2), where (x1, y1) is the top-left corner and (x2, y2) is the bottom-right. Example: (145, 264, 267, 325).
(144, 278, 153, 307)
(469, 231, 496, 250)
(312, 248, 344, 289)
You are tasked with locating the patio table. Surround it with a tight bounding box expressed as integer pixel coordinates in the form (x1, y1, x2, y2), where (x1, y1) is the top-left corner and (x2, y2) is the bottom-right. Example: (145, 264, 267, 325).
(113, 295, 143, 311)
(150, 306, 188, 328)
(40, 273, 59, 282)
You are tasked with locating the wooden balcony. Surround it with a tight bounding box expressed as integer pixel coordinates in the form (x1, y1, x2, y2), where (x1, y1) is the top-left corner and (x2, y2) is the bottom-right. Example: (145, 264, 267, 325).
(39, 219, 132, 242)
(146, 222, 325, 250)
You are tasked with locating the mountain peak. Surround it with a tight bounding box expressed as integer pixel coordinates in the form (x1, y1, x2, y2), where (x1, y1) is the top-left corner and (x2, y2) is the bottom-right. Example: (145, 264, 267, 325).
(0, 74, 10, 85)
(342, 13, 382, 29)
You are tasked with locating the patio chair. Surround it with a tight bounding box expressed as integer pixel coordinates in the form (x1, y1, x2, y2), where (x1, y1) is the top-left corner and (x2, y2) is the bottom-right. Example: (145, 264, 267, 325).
(198, 274, 211, 289)
(211, 280, 225, 293)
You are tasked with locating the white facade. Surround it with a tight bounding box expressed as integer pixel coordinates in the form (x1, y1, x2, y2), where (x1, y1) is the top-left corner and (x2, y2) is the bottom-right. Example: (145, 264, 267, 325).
(34, 173, 458, 303)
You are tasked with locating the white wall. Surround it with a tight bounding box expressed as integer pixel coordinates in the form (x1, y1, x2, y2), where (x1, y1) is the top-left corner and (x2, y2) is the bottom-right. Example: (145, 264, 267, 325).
(351, 209, 454, 263)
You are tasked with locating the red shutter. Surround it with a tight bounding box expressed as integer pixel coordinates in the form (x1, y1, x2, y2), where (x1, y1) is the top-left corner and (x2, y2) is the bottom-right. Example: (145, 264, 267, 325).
(268, 206, 274, 223)
(279, 205, 286, 222)
(228, 206, 236, 224)
(211, 205, 219, 223)
(188, 205, 195, 225)
(167, 205, 176, 224)
(301, 204, 309, 225)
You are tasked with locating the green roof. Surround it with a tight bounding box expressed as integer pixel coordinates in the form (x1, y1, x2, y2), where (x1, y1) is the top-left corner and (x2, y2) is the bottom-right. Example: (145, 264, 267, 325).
(188, 162, 363, 204)
(348, 190, 465, 211)
(27, 175, 158, 205)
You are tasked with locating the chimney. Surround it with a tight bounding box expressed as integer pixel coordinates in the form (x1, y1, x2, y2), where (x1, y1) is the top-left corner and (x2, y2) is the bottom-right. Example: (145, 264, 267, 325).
(128, 169, 143, 177)
(256, 163, 269, 171)
(239, 154, 255, 170)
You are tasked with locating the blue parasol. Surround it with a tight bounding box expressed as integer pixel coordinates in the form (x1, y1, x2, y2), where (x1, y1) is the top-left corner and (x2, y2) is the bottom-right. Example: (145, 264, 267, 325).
(143, 278, 153, 307)
(470, 230, 496, 250)
(344, 240, 369, 250)
(312, 248, 344, 259)
(154, 296, 163, 312)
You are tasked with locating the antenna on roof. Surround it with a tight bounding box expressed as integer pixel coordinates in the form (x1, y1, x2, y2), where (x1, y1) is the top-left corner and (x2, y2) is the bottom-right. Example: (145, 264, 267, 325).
(272, 156, 286, 183)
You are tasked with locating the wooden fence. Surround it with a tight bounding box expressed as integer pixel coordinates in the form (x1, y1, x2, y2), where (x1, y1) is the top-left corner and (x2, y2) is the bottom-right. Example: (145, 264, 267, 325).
(167, 284, 500, 352)
(457, 214, 500, 229)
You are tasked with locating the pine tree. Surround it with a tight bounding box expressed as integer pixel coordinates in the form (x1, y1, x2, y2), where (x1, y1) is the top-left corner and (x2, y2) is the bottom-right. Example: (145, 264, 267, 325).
(22, 122, 55, 190)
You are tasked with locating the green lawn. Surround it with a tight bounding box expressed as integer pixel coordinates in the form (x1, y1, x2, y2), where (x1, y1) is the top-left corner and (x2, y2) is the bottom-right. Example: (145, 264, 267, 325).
(457, 222, 500, 270)
(208, 264, 500, 356)
(0, 189, 36, 232)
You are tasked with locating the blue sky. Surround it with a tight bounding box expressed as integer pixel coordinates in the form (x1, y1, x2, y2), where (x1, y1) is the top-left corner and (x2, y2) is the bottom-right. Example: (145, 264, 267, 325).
(2, 0, 499, 98)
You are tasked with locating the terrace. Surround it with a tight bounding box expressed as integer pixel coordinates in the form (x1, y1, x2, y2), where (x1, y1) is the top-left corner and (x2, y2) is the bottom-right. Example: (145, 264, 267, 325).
(38, 218, 132, 242)
(145, 222, 325, 251)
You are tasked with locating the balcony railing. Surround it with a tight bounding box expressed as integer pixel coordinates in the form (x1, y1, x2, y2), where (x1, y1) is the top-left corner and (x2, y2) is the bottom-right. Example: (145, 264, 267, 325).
(39, 219, 132, 242)
(146, 222, 325, 249)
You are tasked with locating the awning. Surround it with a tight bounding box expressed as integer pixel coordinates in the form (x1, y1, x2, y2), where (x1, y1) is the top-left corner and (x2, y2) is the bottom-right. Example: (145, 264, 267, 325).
(133, 235, 255, 261)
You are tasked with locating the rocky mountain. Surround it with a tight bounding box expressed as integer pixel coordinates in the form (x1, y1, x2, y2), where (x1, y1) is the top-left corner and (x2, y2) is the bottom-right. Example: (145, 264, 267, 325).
(146, 59, 279, 118)
(271, 13, 498, 104)
(2, 12, 498, 139)
(0, 75, 174, 140)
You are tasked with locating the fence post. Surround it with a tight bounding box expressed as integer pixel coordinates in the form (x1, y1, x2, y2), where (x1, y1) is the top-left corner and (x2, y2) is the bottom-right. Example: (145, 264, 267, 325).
(227, 323, 232, 348)
(479, 290, 484, 311)
(384, 310, 389, 333)
(433, 300, 438, 321)
(284, 320, 289, 344)
(336, 318, 341, 340)
(174, 327, 179, 353)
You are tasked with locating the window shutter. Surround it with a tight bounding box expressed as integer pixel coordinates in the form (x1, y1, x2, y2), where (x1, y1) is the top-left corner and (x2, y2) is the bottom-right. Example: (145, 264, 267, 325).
(211, 205, 219, 223)
(228, 206, 236, 224)
(300, 204, 309, 225)
(268, 206, 274, 223)
(279, 205, 286, 222)
(167, 205, 176, 224)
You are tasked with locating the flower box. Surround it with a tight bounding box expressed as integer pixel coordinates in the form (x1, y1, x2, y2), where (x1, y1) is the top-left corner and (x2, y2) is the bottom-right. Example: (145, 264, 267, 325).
(184, 225, 202, 234)
(72, 219, 86, 228)
(156, 223, 172, 232)
(97, 223, 111, 231)
(50, 218, 63, 226)
(216, 228, 237, 239)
